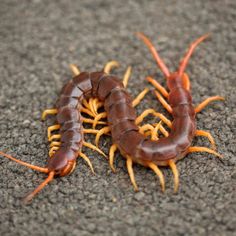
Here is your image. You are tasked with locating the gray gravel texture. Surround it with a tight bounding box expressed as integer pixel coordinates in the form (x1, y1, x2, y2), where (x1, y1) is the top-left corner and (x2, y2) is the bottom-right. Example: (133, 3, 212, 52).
(0, 0, 235, 236)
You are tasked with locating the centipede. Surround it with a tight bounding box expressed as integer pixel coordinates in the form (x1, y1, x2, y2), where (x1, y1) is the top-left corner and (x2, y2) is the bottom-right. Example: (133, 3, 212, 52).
(0, 33, 224, 202)
(0, 60, 151, 202)
(90, 33, 224, 193)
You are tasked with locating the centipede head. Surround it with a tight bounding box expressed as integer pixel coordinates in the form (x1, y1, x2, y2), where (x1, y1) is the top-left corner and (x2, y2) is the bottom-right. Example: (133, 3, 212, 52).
(48, 148, 77, 176)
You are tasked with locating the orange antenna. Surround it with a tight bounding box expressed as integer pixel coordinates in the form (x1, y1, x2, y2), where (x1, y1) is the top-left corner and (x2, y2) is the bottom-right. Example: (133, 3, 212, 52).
(0, 151, 49, 173)
(136, 32, 170, 78)
(178, 34, 210, 77)
(23, 171, 55, 203)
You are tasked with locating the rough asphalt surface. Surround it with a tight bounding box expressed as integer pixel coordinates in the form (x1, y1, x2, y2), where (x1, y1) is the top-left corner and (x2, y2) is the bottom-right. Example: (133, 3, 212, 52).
(0, 0, 235, 235)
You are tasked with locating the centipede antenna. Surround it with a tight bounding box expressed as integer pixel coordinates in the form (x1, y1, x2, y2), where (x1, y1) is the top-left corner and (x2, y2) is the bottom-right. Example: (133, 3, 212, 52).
(178, 34, 210, 78)
(0, 151, 49, 173)
(23, 171, 55, 203)
(136, 32, 170, 78)
(168, 160, 179, 193)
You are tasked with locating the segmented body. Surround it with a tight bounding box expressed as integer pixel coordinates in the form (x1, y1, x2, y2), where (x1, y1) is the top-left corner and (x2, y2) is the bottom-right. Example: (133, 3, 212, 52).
(110, 74, 195, 166)
(49, 72, 130, 172)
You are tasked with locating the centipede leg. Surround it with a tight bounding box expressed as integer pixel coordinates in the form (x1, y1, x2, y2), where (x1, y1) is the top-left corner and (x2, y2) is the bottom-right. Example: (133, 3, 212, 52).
(50, 141, 61, 148)
(69, 64, 80, 76)
(83, 141, 107, 158)
(91, 98, 101, 115)
(41, 109, 58, 121)
(88, 98, 97, 116)
(81, 107, 96, 117)
(83, 129, 100, 134)
(151, 121, 162, 141)
(195, 130, 216, 150)
(132, 88, 149, 107)
(146, 76, 169, 97)
(79, 152, 95, 174)
(109, 144, 118, 172)
(168, 160, 179, 193)
(93, 112, 107, 129)
(104, 60, 120, 74)
(126, 156, 138, 191)
(82, 117, 106, 125)
(182, 73, 190, 91)
(47, 124, 61, 140)
(187, 146, 222, 158)
(49, 134, 61, 142)
(95, 126, 111, 146)
(49, 146, 59, 157)
(82, 99, 91, 110)
(135, 108, 172, 128)
(154, 91, 173, 113)
(195, 96, 225, 113)
(148, 162, 165, 192)
(140, 122, 169, 138)
(159, 124, 169, 137)
(139, 124, 155, 135)
(123, 66, 132, 88)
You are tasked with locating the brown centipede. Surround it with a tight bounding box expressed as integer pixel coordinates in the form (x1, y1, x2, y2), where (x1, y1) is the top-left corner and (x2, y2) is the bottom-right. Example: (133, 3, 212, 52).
(92, 33, 224, 192)
(0, 61, 149, 202)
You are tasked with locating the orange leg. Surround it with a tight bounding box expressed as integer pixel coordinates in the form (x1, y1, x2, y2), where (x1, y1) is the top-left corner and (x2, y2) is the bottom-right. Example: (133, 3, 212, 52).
(41, 109, 58, 121)
(104, 60, 119, 74)
(146, 76, 169, 97)
(126, 156, 138, 191)
(69, 64, 80, 76)
(187, 146, 222, 158)
(182, 73, 190, 91)
(154, 91, 173, 113)
(168, 160, 179, 193)
(148, 162, 165, 192)
(109, 144, 118, 172)
(132, 88, 149, 107)
(135, 108, 172, 128)
(195, 96, 225, 113)
(79, 152, 95, 174)
(195, 130, 216, 150)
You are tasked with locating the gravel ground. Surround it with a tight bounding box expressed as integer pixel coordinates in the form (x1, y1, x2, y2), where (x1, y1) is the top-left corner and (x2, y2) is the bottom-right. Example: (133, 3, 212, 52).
(0, 1, 235, 236)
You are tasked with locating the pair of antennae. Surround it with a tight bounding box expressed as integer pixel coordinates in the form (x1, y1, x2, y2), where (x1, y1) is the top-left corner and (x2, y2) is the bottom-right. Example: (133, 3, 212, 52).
(0, 151, 54, 203)
(136, 32, 210, 78)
